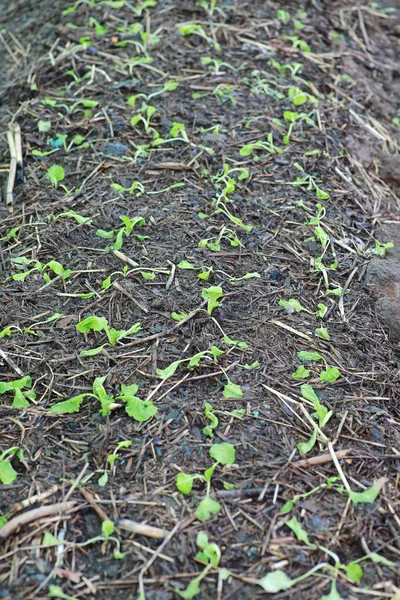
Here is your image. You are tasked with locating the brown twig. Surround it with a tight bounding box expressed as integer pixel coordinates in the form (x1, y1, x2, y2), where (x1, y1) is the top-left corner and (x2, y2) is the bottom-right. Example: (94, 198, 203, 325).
(0, 502, 77, 540)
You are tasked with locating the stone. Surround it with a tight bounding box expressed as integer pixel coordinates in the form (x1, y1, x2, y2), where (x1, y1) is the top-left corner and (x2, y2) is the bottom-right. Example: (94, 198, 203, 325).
(367, 223, 400, 341)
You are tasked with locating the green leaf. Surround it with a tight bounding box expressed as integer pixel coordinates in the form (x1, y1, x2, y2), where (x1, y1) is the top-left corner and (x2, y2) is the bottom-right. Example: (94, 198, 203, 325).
(156, 359, 183, 379)
(366, 552, 395, 566)
(177, 260, 196, 269)
(141, 271, 156, 279)
(209, 442, 235, 465)
(102, 520, 115, 539)
(96, 229, 115, 239)
(297, 427, 317, 455)
(292, 365, 311, 379)
(38, 120, 51, 132)
(320, 581, 345, 600)
(348, 486, 380, 505)
(171, 312, 187, 321)
(201, 286, 223, 314)
(344, 563, 363, 582)
(98, 471, 109, 486)
(121, 396, 157, 422)
(46, 165, 65, 188)
(300, 384, 319, 403)
(286, 516, 316, 547)
(80, 345, 107, 357)
(320, 367, 341, 383)
(42, 532, 64, 546)
(196, 542, 221, 567)
(297, 351, 323, 362)
(48, 394, 87, 414)
(0, 376, 32, 393)
(12, 389, 29, 408)
(76, 315, 108, 334)
(315, 327, 330, 340)
(316, 303, 327, 318)
(48, 585, 78, 600)
(278, 298, 306, 312)
(176, 577, 202, 599)
(258, 570, 295, 592)
(176, 472, 194, 494)
(195, 496, 221, 520)
(243, 361, 260, 370)
(223, 381, 243, 399)
(0, 460, 18, 485)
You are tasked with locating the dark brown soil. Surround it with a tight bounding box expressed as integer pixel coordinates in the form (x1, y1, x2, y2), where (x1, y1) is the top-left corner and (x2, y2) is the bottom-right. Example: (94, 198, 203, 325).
(1, 1, 400, 599)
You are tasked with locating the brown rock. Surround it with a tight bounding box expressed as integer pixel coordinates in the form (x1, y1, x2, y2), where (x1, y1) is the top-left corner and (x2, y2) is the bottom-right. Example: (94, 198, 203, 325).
(367, 223, 400, 341)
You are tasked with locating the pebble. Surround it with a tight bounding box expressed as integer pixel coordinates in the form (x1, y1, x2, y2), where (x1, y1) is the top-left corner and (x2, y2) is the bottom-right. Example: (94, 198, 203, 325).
(366, 223, 400, 341)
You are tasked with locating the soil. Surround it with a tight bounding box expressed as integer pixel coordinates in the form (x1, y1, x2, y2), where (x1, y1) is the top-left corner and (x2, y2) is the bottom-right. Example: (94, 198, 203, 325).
(1, 1, 400, 599)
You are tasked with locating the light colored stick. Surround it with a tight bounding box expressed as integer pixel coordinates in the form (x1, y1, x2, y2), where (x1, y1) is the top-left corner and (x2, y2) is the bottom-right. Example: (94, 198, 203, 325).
(0, 502, 77, 540)
(118, 518, 168, 539)
(6, 129, 16, 212)
(291, 449, 351, 469)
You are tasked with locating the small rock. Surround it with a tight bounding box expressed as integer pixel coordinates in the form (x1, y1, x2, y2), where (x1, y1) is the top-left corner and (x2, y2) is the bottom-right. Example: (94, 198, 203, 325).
(367, 223, 400, 340)
(102, 142, 129, 157)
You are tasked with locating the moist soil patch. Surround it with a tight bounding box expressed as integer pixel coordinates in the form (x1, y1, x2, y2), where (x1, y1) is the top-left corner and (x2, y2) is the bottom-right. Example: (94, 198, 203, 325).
(1, 1, 400, 599)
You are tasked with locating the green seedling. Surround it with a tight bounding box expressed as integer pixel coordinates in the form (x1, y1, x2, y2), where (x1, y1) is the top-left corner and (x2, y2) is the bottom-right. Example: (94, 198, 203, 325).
(48, 378, 157, 422)
(277, 9, 290, 24)
(38, 120, 51, 132)
(278, 298, 313, 314)
(177, 23, 220, 51)
(239, 133, 283, 156)
(76, 315, 141, 353)
(43, 518, 126, 564)
(201, 286, 223, 314)
(201, 56, 236, 73)
(169, 121, 189, 143)
(7, 256, 72, 283)
(213, 196, 252, 232)
(0, 376, 36, 408)
(297, 351, 341, 384)
(0, 447, 25, 485)
(212, 84, 237, 104)
(52, 210, 92, 225)
(222, 377, 243, 399)
(243, 70, 285, 100)
(202, 403, 245, 438)
(211, 164, 249, 197)
(176, 442, 235, 520)
(130, 103, 157, 134)
(284, 35, 311, 53)
(97, 439, 133, 486)
(288, 86, 318, 106)
(290, 163, 330, 199)
(46, 165, 65, 188)
(96, 215, 146, 250)
(110, 181, 145, 196)
(157, 345, 224, 380)
(176, 532, 224, 598)
(369, 240, 394, 257)
(300, 383, 332, 428)
(196, 0, 220, 16)
(88, 17, 108, 35)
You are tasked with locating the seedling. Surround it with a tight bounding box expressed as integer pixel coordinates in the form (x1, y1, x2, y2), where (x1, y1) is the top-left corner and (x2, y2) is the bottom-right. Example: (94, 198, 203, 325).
(177, 23, 221, 51)
(98, 439, 133, 486)
(76, 315, 141, 353)
(130, 104, 157, 134)
(6, 257, 72, 283)
(48, 378, 157, 422)
(176, 532, 224, 598)
(368, 240, 394, 257)
(46, 165, 65, 188)
(200, 56, 236, 74)
(288, 86, 318, 106)
(157, 345, 224, 379)
(239, 133, 283, 156)
(0, 447, 25, 485)
(96, 215, 146, 250)
(212, 84, 237, 104)
(284, 35, 311, 53)
(196, 0, 220, 16)
(277, 9, 290, 24)
(290, 164, 330, 199)
(110, 181, 145, 196)
(201, 286, 223, 314)
(176, 442, 235, 520)
(0, 376, 36, 408)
